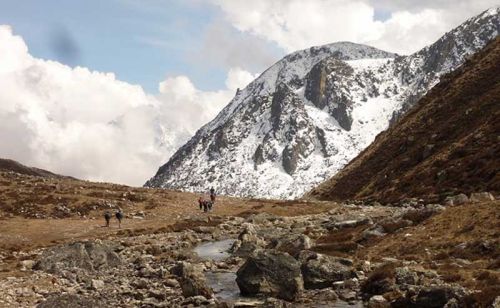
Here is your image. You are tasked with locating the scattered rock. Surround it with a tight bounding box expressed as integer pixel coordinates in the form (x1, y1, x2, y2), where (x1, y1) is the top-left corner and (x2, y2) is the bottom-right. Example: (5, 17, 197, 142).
(379, 218, 413, 233)
(444, 193, 469, 206)
(362, 226, 386, 240)
(361, 264, 396, 297)
(37, 294, 103, 308)
(269, 234, 313, 257)
(393, 286, 466, 308)
(164, 278, 180, 288)
(469, 192, 495, 203)
(90, 279, 105, 290)
(33, 241, 121, 274)
(328, 218, 372, 230)
(395, 267, 419, 286)
(19, 259, 35, 271)
(368, 295, 390, 308)
(170, 261, 213, 298)
(301, 252, 355, 289)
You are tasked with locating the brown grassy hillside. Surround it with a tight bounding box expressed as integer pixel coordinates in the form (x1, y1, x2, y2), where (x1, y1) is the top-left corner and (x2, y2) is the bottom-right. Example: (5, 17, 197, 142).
(307, 37, 500, 203)
(0, 158, 74, 179)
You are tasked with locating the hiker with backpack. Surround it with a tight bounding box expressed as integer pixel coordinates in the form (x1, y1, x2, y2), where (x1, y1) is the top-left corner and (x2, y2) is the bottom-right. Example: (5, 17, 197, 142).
(209, 187, 216, 204)
(198, 197, 204, 210)
(104, 211, 111, 227)
(115, 210, 123, 228)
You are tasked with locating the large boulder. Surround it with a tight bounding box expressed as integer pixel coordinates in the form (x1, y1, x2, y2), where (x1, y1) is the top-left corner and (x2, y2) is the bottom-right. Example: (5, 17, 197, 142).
(170, 261, 213, 298)
(33, 241, 121, 274)
(300, 252, 355, 289)
(236, 250, 304, 301)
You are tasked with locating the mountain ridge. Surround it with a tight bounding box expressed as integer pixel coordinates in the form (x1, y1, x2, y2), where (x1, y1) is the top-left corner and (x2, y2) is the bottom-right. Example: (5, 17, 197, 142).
(307, 36, 500, 203)
(0, 158, 75, 180)
(146, 7, 500, 199)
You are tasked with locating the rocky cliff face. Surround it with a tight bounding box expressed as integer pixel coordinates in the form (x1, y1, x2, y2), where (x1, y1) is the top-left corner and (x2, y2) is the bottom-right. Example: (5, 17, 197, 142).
(307, 36, 500, 203)
(146, 8, 500, 199)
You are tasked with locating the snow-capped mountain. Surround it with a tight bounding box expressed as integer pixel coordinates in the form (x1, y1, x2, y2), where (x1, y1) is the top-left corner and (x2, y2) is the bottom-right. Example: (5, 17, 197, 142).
(145, 8, 500, 199)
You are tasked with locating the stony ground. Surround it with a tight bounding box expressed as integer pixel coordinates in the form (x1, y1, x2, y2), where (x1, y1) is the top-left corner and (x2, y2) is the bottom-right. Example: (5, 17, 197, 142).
(0, 170, 499, 307)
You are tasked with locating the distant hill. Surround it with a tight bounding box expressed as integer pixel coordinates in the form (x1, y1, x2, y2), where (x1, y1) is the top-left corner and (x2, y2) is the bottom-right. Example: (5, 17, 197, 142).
(0, 158, 74, 179)
(307, 37, 500, 203)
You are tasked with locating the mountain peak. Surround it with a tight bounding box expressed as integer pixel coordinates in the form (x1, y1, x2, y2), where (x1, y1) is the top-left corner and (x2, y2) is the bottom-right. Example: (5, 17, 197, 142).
(146, 9, 499, 199)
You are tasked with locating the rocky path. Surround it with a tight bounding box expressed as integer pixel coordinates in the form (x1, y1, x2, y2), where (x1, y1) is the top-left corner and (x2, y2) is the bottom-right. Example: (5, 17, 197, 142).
(1, 198, 497, 307)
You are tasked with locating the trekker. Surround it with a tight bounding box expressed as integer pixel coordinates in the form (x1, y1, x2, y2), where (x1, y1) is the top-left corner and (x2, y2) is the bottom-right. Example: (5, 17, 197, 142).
(209, 187, 216, 204)
(207, 200, 213, 211)
(104, 211, 111, 227)
(203, 200, 209, 213)
(115, 210, 123, 228)
(198, 197, 204, 210)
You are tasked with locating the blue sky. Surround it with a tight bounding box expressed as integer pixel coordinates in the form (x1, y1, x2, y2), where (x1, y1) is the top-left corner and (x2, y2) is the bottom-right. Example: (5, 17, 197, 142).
(1, 1, 493, 94)
(0, 0, 402, 93)
(0, 0, 233, 92)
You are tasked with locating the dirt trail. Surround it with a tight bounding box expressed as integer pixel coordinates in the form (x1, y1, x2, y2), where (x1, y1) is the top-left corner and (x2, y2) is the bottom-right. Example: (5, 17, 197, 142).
(0, 169, 335, 257)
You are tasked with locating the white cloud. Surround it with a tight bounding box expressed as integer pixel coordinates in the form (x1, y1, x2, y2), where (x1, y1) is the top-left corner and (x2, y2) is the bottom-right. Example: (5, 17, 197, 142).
(225, 67, 258, 91)
(212, 0, 383, 52)
(212, 0, 499, 55)
(157, 67, 256, 135)
(192, 18, 281, 74)
(0, 25, 254, 186)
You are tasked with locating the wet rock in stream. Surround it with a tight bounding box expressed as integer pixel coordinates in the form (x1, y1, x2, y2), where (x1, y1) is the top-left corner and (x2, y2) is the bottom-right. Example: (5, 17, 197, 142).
(236, 249, 304, 301)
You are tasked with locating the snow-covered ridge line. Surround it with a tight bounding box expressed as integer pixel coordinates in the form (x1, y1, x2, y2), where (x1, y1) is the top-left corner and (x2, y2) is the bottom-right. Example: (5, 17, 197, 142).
(146, 8, 500, 199)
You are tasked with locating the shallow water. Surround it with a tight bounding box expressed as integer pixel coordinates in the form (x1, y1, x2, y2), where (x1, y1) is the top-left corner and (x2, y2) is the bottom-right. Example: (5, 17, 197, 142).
(194, 239, 261, 304)
(193, 239, 363, 307)
(193, 239, 235, 261)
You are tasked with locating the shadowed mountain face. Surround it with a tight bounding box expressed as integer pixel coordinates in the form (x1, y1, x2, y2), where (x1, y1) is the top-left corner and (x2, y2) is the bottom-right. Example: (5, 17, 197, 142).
(146, 8, 500, 199)
(307, 37, 500, 203)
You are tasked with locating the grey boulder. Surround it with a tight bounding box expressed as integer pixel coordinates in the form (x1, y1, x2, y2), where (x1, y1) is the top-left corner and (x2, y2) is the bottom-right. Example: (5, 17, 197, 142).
(236, 249, 304, 301)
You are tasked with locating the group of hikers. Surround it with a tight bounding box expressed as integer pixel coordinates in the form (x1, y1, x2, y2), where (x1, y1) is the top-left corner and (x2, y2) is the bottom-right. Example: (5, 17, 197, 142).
(198, 187, 217, 212)
(102, 188, 217, 227)
(103, 210, 123, 228)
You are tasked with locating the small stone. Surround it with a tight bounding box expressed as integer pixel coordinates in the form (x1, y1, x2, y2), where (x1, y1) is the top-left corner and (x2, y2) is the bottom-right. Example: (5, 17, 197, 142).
(338, 290, 357, 301)
(395, 267, 419, 285)
(19, 260, 35, 271)
(444, 193, 469, 206)
(164, 278, 180, 288)
(91, 279, 105, 290)
(470, 192, 495, 203)
(369, 295, 390, 308)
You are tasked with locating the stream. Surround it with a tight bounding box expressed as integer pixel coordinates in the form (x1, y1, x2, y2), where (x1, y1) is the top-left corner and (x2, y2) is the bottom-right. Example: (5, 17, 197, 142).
(194, 239, 263, 305)
(193, 239, 363, 307)
(193, 238, 235, 261)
